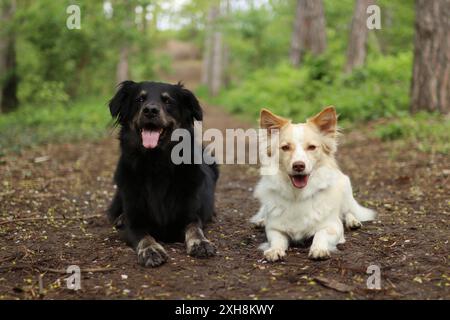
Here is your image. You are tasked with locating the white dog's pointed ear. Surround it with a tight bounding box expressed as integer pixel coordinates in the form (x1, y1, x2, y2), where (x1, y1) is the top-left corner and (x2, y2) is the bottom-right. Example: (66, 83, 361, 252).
(260, 108, 289, 130)
(308, 106, 337, 135)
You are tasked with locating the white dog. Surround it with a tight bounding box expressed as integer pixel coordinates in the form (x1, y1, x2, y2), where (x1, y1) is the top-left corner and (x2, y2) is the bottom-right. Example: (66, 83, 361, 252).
(251, 107, 376, 261)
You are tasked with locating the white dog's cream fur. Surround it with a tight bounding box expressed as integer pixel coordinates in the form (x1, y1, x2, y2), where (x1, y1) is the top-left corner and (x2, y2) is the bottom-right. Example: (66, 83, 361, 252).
(251, 107, 376, 261)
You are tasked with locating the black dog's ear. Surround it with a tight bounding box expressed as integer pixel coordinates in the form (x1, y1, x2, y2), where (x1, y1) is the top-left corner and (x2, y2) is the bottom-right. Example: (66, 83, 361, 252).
(109, 81, 136, 120)
(180, 86, 203, 122)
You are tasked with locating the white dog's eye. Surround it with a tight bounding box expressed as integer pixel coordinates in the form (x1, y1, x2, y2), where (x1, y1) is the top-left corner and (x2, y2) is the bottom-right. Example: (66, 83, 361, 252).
(307, 145, 317, 151)
(281, 144, 291, 151)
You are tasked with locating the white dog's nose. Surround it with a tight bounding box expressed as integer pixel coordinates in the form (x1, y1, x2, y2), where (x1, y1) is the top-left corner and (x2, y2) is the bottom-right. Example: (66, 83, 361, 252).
(292, 161, 305, 173)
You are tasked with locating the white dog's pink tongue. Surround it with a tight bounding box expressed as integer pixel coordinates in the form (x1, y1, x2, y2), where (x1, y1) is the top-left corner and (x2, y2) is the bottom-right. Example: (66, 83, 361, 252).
(141, 130, 160, 149)
(291, 175, 309, 188)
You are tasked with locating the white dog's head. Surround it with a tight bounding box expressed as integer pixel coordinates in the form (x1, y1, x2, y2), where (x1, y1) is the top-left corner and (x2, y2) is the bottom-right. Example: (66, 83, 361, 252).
(260, 107, 338, 189)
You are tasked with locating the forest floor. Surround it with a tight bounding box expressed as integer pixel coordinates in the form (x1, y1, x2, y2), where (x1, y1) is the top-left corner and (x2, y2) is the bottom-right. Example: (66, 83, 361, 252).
(0, 102, 449, 300)
(0, 41, 448, 299)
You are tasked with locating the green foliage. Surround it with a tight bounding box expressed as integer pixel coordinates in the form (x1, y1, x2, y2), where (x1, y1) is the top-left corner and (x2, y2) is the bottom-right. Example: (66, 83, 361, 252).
(0, 0, 433, 154)
(16, 1, 107, 103)
(209, 52, 412, 122)
(0, 97, 111, 152)
(200, 0, 416, 83)
(376, 0, 416, 54)
(198, 0, 418, 125)
(224, 1, 293, 80)
(14, 0, 158, 106)
(374, 113, 450, 154)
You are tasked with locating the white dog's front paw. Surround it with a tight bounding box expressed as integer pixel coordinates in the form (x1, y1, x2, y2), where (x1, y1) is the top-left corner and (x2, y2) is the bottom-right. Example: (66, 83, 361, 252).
(345, 213, 362, 229)
(264, 247, 286, 262)
(251, 218, 265, 228)
(250, 213, 265, 228)
(308, 246, 330, 260)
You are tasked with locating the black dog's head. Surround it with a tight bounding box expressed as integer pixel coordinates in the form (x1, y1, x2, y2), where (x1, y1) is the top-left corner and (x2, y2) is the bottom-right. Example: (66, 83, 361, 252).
(109, 81, 202, 150)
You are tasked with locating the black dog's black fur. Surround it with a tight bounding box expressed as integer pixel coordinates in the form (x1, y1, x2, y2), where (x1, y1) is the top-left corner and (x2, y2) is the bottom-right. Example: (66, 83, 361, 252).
(107, 81, 218, 266)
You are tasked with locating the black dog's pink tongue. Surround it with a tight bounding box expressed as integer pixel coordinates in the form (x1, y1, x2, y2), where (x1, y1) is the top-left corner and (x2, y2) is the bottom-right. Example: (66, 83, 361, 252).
(142, 130, 160, 149)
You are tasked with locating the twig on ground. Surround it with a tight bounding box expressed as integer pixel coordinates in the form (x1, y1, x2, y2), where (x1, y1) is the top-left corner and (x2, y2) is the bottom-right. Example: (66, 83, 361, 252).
(0, 264, 117, 274)
(313, 276, 354, 293)
(0, 255, 17, 264)
(39, 267, 117, 274)
(0, 264, 30, 272)
(0, 214, 103, 226)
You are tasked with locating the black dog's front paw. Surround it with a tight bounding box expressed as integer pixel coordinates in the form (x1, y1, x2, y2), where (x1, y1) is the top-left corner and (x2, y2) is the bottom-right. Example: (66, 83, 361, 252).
(137, 238, 168, 267)
(187, 240, 216, 258)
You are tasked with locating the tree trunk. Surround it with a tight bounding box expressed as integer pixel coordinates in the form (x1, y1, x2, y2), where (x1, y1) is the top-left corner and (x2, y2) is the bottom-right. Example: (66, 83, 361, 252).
(0, 0, 18, 113)
(210, 30, 223, 96)
(222, 41, 230, 87)
(221, 0, 231, 87)
(116, 0, 132, 85)
(289, 0, 303, 67)
(411, 0, 450, 114)
(345, 0, 374, 73)
(202, 4, 224, 96)
(289, 0, 327, 67)
(201, 6, 217, 86)
(116, 46, 130, 84)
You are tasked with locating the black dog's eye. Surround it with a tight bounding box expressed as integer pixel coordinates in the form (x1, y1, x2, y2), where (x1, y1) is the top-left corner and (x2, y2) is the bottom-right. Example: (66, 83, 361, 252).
(137, 96, 146, 103)
(161, 94, 171, 104)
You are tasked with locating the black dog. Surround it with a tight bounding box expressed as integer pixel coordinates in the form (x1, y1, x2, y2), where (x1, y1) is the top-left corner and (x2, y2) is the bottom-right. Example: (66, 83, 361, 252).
(107, 81, 218, 267)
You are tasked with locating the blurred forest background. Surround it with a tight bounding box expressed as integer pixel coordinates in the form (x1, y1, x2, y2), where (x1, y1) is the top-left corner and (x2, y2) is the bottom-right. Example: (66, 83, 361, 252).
(0, 0, 448, 153)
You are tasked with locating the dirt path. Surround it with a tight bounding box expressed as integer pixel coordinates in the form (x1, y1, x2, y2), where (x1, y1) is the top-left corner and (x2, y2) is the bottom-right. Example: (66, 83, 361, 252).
(0, 101, 449, 299)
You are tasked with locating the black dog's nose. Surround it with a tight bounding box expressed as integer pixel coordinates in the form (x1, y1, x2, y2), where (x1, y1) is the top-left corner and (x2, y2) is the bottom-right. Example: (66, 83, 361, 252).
(292, 161, 305, 172)
(143, 106, 159, 117)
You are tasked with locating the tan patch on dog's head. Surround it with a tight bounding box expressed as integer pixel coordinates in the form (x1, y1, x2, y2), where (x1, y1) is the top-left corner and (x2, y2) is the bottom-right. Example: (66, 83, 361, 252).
(307, 106, 337, 134)
(306, 106, 339, 155)
(260, 108, 290, 131)
(260, 108, 290, 157)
